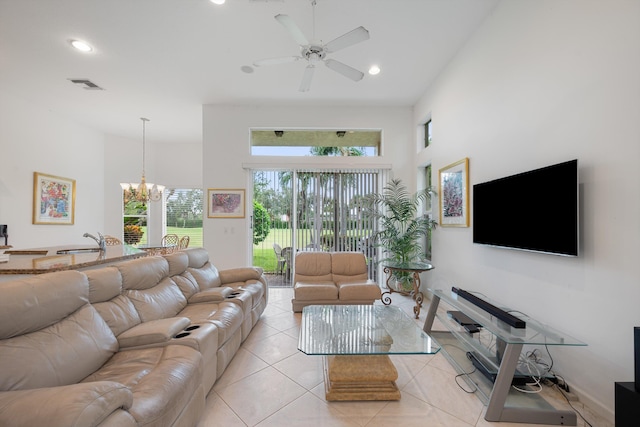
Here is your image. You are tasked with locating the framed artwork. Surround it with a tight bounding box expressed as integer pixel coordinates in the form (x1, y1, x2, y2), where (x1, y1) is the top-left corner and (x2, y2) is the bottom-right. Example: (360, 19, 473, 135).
(207, 189, 245, 218)
(439, 158, 470, 227)
(33, 172, 76, 225)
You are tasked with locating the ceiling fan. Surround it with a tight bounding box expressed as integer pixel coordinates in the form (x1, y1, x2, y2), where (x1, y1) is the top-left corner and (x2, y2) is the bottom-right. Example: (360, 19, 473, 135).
(253, 0, 370, 92)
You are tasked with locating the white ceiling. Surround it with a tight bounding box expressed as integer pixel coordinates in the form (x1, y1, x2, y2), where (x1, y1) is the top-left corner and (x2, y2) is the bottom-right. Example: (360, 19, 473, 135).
(0, 0, 497, 144)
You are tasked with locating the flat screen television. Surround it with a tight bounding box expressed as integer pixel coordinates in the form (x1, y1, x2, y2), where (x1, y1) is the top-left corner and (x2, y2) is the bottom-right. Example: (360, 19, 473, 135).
(473, 159, 579, 256)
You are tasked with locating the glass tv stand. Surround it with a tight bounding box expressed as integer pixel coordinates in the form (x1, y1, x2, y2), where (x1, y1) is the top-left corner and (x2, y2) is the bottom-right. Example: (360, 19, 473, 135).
(423, 288, 587, 425)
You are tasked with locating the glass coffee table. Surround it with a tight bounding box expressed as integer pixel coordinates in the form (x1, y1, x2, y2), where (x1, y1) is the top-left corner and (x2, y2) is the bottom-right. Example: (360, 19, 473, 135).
(299, 305, 440, 401)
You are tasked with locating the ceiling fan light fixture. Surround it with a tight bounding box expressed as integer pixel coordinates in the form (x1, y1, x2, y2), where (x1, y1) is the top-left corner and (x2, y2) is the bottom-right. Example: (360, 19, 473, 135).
(368, 65, 381, 75)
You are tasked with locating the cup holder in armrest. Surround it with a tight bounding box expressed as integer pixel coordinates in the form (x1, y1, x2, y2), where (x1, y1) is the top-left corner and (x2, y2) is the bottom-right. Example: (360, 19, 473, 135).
(174, 332, 191, 339)
(185, 325, 200, 331)
(226, 291, 243, 299)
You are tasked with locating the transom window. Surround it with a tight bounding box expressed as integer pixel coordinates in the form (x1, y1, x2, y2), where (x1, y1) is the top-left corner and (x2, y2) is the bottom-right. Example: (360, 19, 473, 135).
(251, 129, 380, 156)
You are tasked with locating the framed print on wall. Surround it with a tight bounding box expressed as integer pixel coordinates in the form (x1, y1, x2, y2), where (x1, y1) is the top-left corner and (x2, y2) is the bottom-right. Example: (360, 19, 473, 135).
(33, 172, 76, 225)
(208, 189, 245, 218)
(439, 158, 469, 227)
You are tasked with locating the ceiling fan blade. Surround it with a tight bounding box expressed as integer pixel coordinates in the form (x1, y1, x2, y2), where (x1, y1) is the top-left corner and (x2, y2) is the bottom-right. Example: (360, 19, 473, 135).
(299, 65, 315, 92)
(324, 59, 364, 82)
(275, 14, 309, 46)
(253, 56, 301, 67)
(324, 26, 370, 53)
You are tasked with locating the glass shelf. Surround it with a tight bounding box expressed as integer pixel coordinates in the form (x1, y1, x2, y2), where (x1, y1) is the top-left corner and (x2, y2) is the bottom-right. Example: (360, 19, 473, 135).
(429, 288, 586, 347)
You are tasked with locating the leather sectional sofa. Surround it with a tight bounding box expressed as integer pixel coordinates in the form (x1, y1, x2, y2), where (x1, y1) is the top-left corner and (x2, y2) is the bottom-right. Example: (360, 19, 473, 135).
(291, 251, 381, 312)
(0, 248, 267, 427)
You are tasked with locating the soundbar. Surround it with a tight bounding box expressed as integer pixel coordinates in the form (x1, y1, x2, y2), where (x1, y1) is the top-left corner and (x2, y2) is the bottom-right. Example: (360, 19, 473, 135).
(452, 287, 526, 329)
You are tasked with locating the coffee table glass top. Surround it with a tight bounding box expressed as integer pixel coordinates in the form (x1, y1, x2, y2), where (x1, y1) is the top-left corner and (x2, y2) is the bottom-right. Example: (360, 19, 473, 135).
(299, 305, 440, 355)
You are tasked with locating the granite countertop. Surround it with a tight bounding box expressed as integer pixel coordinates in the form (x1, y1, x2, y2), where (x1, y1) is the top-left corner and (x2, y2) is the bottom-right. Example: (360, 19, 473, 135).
(0, 244, 148, 275)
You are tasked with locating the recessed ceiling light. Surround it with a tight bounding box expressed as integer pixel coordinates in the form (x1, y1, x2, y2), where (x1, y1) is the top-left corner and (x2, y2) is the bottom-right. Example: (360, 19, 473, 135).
(210, 0, 226, 4)
(368, 65, 381, 75)
(70, 39, 93, 52)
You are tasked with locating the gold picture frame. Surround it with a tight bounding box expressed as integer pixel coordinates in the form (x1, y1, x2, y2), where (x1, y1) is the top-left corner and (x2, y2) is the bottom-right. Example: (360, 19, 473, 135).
(33, 172, 76, 225)
(439, 158, 470, 227)
(207, 188, 245, 218)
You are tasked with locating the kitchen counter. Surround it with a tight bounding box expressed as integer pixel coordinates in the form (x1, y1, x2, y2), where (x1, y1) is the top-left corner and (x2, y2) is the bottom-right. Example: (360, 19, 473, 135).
(0, 244, 148, 276)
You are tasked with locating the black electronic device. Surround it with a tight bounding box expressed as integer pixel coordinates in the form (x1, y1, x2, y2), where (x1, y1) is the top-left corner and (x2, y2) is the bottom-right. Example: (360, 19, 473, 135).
(473, 159, 579, 257)
(635, 327, 640, 392)
(464, 324, 481, 334)
(466, 351, 533, 386)
(447, 310, 481, 327)
(452, 287, 526, 329)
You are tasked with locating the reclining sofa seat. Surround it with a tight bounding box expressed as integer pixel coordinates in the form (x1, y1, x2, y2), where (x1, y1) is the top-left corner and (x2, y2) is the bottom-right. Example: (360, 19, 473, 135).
(114, 253, 247, 381)
(292, 251, 381, 312)
(0, 271, 205, 427)
(86, 260, 219, 393)
(179, 248, 268, 342)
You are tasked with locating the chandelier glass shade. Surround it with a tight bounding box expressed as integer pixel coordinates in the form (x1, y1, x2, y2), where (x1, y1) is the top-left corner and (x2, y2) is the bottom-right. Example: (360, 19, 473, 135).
(120, 118, 165, 204)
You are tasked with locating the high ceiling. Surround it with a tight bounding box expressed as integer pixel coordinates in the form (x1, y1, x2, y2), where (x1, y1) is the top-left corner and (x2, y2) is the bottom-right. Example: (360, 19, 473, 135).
(0, 0, 497, 144)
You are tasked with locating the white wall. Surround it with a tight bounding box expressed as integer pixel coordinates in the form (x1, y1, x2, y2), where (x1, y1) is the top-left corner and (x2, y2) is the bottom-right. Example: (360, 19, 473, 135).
(414, 0, 640, 418)
(0, 92, 105, 248)
(202, 105, 414, 268)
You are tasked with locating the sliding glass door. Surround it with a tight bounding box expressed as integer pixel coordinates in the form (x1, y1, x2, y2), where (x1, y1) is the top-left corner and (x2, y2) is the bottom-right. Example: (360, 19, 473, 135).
(252, 169, 388, 285)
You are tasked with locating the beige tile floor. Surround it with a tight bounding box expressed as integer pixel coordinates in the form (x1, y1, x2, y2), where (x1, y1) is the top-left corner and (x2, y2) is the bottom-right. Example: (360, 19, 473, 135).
(197, 287, 610, 427)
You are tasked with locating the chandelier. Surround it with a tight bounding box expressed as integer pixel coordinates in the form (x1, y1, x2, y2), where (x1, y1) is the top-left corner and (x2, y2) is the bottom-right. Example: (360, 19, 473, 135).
(120, 117, 165, 204)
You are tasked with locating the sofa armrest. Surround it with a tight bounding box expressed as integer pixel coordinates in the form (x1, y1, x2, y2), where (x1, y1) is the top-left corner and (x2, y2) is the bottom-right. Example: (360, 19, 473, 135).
(219, 267, 264, 284)
(0, 381, 132, 427)
(188, 287, 233, 303)
(117, 317, 191, 348)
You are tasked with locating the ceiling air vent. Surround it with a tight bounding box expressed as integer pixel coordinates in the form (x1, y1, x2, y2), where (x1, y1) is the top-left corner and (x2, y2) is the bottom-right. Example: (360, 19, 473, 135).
(68, 78, 104, 90)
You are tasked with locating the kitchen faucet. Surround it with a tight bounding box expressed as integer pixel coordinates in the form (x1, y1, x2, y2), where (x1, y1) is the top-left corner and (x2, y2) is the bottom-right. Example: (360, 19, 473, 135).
(83, 232, 106, 251)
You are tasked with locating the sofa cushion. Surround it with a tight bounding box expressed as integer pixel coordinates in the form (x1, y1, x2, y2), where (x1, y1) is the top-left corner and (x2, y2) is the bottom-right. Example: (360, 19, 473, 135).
(337, 282, 381, 301)
(187, 262, 222, 290)
(118, 256, 170, 291)
(163, 251, 190, 277)
(331, 252, 369, 284)
(86, 267, 123, 303)
(0, 304, 118, 391)
(0, 381, 134, 427)
(294, 282, 338, 301)
(174, 270, 200, 300)
(82, 345, 203, 427)
(0, 270, 88, 339)
(86, 267, 142, 337)
(126, 277, 187, 322)
(183, 247, 210, 269)
(294, 252, 333, 283)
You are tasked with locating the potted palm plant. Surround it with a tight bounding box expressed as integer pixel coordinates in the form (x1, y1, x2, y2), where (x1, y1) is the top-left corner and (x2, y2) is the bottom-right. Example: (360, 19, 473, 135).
(362, 179, 437, 291)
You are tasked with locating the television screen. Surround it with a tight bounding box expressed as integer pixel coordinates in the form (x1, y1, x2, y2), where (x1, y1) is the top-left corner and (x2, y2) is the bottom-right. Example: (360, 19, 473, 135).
(473, 159, 578, 256)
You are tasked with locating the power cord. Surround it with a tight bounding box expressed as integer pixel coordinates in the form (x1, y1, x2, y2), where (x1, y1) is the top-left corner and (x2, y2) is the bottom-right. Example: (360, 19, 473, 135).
(554, 384, 593, 427)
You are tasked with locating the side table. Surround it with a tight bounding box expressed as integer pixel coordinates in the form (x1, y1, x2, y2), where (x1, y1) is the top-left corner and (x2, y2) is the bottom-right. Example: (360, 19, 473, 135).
(382, 261, 433, 318)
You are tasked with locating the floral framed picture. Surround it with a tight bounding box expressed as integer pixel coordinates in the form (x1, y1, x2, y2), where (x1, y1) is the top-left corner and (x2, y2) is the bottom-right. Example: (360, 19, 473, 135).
(207, 189, 245, 218)
(33, 172, 76, 225)
(439, 158, 469, 227)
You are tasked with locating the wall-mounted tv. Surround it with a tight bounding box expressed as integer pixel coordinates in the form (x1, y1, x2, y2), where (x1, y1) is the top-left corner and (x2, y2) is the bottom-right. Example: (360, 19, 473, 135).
(473, 159, 579, 257)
